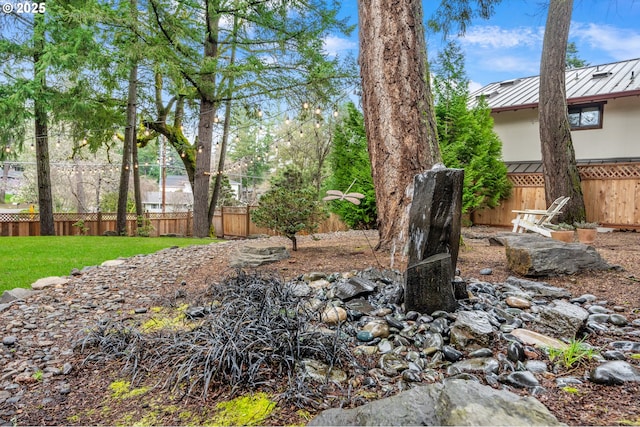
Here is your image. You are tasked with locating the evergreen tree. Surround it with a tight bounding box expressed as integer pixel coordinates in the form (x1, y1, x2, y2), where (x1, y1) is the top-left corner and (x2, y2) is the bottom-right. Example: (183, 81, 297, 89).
(211, 175, 239, 208)
(324, 103, 376, 229)
(566, 41, 588, 69)
(251, 168, 326, 251)
(433, 41, 511, 215)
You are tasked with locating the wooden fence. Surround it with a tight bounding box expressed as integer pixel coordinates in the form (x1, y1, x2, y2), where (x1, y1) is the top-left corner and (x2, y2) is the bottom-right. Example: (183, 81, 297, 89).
(0, 208, 348, 238)
(0, 211, 192, 237)
(472, 163, 640, 229)
(211, 206, 348, 238)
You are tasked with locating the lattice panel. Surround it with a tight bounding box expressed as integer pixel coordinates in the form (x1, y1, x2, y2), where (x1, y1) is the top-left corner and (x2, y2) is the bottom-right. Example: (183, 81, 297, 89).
(509, 163, 640, 187)
(508, 174, 544, 187)
(578, 163, 640, 180)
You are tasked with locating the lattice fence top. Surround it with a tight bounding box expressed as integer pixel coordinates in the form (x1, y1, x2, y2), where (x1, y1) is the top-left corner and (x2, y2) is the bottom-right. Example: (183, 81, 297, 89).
(509, 163, 640, 187)
(0, 213, 39, 222)
(578, 163, 640, 180)
(508, 174, 545, 187)
(0, 212, 191, 222)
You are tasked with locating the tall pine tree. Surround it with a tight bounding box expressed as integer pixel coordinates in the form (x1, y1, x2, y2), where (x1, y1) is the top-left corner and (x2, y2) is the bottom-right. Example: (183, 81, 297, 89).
(433, 41, 511, 215)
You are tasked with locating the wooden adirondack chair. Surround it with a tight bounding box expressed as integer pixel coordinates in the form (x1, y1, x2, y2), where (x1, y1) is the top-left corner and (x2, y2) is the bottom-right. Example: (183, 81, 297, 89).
(511, 196, 570, 237)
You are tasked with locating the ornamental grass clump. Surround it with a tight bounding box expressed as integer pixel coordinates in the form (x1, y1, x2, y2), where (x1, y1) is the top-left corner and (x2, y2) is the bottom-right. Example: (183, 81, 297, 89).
(77, 270, 357, 406)
(546, 338, 599, 370)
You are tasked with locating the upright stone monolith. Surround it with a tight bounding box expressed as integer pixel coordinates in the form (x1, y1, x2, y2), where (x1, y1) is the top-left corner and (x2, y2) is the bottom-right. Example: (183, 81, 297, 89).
(405, 253, 456, 314)
(404, 166, 464, 314)
(407, 167, 464, 268)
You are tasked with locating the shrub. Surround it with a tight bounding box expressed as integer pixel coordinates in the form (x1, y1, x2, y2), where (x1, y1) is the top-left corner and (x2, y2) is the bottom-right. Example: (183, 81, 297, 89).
(251, 168, 326, 250)
(324, 102, 377, 229)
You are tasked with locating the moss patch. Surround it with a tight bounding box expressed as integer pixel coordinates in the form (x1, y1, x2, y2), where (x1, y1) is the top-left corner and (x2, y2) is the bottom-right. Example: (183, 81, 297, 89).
(141, 303, 191, 332)
(108, 380, 150, 400)
(210, 392, 276, 426)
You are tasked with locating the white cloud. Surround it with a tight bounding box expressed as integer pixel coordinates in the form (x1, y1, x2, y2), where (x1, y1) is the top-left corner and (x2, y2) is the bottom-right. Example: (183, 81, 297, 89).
(480, 55, 540, 75)
(460, 25, 544, 49)
(571, 22, 640, 61)
(323, 36, 357, 57)
(468, 80, 483, 93)
(457, 25, 543, 80)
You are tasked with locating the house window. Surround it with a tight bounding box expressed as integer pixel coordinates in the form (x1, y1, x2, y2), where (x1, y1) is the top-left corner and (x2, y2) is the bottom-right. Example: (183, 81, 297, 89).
(568, 103, 604, 130)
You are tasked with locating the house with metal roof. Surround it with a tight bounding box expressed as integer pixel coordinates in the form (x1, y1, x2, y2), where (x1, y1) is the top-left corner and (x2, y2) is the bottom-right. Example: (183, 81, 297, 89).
(469, 58, 640, 229)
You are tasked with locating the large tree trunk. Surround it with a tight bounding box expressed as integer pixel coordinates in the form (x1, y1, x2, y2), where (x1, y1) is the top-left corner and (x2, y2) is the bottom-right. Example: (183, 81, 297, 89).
(117, 64, 137, 235)
(192, 1, 219, 237)
(358, 0, 441, 262)
(539, 0, 585, 224)
(193, 98, 215, 237)
(33, 10, 54, 236)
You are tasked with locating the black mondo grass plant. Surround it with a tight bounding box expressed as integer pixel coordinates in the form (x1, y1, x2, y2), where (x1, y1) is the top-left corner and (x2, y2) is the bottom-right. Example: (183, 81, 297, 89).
(77, 270, 360, 406)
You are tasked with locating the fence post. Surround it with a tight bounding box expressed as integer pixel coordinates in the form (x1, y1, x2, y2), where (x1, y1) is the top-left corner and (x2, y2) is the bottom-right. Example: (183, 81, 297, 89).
(220, 206, 225, 238)
(246, 205, 251, 238)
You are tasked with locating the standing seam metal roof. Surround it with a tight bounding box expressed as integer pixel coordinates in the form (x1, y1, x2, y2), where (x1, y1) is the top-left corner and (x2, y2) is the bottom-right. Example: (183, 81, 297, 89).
(469, 58, 640, 111)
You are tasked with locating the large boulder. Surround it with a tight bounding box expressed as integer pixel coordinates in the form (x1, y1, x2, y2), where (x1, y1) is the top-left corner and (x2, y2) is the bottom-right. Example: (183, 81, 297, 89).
(308, 379, 563, 426)
(229, 243, 290, 268)
(500, 234, 610, 276)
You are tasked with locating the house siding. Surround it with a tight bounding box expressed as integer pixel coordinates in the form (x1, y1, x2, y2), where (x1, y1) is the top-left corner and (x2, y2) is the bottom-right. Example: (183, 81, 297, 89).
(494, 96, 640, 162)
(470, 58, 640, 229)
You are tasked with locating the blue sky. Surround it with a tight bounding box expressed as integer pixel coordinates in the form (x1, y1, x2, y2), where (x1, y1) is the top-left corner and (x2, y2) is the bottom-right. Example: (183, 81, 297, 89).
(327, 0, 640, 91)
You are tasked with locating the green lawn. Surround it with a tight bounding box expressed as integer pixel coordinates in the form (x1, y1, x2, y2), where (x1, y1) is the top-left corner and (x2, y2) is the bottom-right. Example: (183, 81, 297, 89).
(0, 236, 221, 293)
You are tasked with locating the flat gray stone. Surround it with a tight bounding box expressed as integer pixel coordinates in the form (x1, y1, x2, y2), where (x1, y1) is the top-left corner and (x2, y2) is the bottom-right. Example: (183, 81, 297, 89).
(1, 287, 37, 303)
(447, 357, 500, 375)
(333, 277, 377, 300)
(100, 259, 126, 267)
(511, 329, 568, 350)
(505, 276, 571, 298)
(533, 300, 589, 340)
(31, 276, 69, 290)
(449, 310, 495, 350)
(589, 361, 640, 385)
(501, 234, 610, 276)
(308, 379, 563, 426)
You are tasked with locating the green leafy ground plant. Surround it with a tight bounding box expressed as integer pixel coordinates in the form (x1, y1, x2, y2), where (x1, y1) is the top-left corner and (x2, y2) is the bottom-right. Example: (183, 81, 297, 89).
(547, 338, 599, 369)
